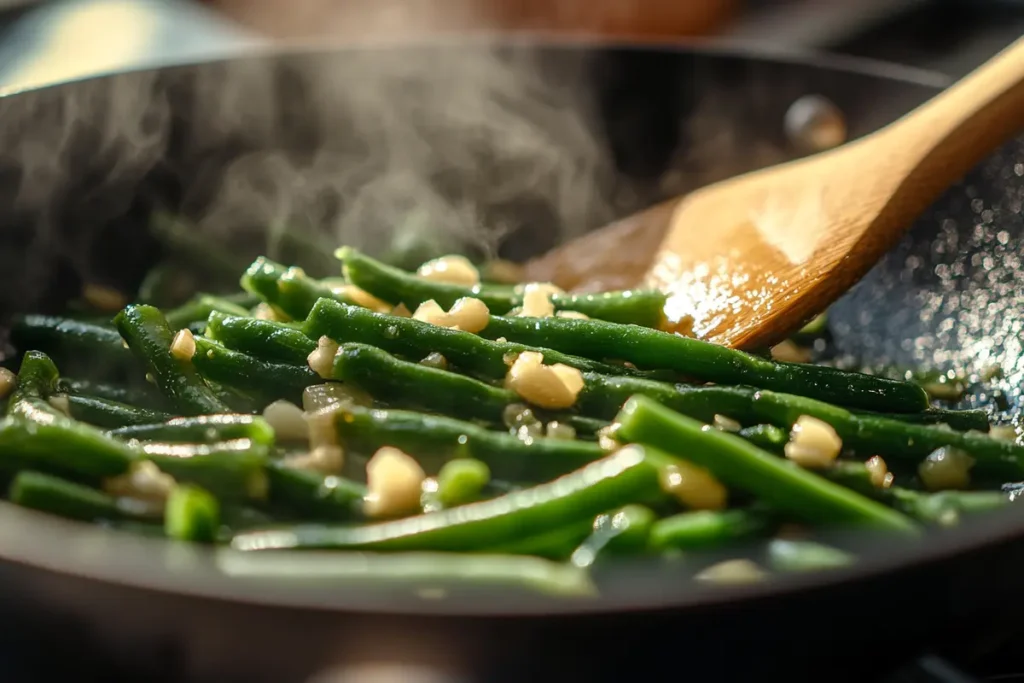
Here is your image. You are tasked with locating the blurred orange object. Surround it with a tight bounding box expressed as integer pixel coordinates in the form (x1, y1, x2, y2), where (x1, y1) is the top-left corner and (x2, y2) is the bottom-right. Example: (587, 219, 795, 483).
(210, 0, 739, 41)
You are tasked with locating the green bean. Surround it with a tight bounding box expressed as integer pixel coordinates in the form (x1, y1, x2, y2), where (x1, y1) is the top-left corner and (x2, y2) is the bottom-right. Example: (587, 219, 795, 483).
(570, 504, 656, 568)
(114, 305, 230, 415)
(56, 377, 168, 412)
(767, 539, 854, 572)
(10, 315, 135, 377)
(10, 470, 133, 522)
(333, 343, 516, 422)
(436, 459, 491, 508)
(205, 312, 315, 365)
(337, 246, 667, 328)
(165, 294, 252, 331)
(824, 461, 1012, 526)
(107, 414, 274, 445)
(332, 405, 604, 482)
(164, 485, 220, 543)
(737, 424, 788, 454)
(648, 509, 772, 551)
(231, 444, 663, 552)
(10, 351, 60, 408)
(215, 550, 596, 597)
(242, 256, 354, 321)
(142, 439, 269, 501)
(616, 395, 919, 533)
(57, 394, 172, 429)
(265, 460, 366, 520)
(191, 336, 318, 400)
(750, 390, 1024, 479)
(482, 521, 594, 561)
(304, 298, 664, 381)
(576, 375, 756, 422)
(854, 407, 989, 433)
(480, 315, 929, 413)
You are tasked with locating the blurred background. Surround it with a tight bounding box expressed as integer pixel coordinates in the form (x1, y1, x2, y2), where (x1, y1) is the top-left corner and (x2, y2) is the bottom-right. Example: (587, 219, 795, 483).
(0, 0, 1021, 92)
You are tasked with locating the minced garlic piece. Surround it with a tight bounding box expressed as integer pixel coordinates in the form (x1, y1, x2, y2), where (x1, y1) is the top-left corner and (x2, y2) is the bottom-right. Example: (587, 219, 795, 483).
(784, 415, 842, 468)
(262, 400, 308, 441)
(597, 423, 621, 451)
(307, 336, 339, 379)
(420, 352, 448, 370)
(918, 446, 974, 491)
(170, 328, 196, 362)
(517, 283, 562, 318)
(545, 421, 577, 440)
(336, 284, 392, 313)
(865, 455, 894, 488)
(713, 414, 742, 432)
(363, 446, 426, 518)
(505, 351, 584, 409)
(412, 297, 489, 333)
(254, 303, 288, 322)
(770, 340, 812, 363)
(104, 461, 175, 501)
(0, 368, 17, 400)
(47, 394, 70, 415)
(660, 461, 727, 510)
(555, 310, 589, 320)
(282, 445, 344, 476)
(417, 255, 480, 287)
(391, 303, 412, 317)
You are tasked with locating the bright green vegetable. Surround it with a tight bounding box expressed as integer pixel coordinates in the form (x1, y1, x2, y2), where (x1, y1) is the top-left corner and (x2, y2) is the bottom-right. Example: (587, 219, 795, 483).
(57, 394, 172, 429)
(141, 439, 269, 502)
(191, 336, 318, 400)
(205, 311, 315, 365)
(648, 509, 772, 551)
(616, 395, 919, 533)
(107, 414, 275, 445)
(337, 246, 667, 328)
(480, 315, 929, 412)
(165, 294, 252, 331)
(114, 305, 230, 415)
(264, 461, 367, 520)
(164, 484, 220, 542)
(9, 470, 143, 522)
(570, 504, 656, 568)
(231, 445, 663, 552)
(436, 459, 491, 508)
(241, 256, 355, 321)
(56, 377, 168, 411)
(10, 315, 135, 377)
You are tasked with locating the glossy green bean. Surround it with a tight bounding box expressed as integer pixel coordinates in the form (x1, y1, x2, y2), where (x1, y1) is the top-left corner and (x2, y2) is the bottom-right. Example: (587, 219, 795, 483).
(191, 336, 318, 400)
(648, 509, 771, 551)
(436, 458, 491, 508)
(59, 394, 172, 429)
(265, 461, 367, 520)
(10, 315, 135, 377)
(165, 294, 252, 331)
(241, 256, 354, 321)
(107, 414, 275, 445)
(56, 377, 168, 412)
(10, 470, 136, 522)
(164, 485, 220, 543)
(114, 305, 230, 415)
(141, 439, 269, 501)
(205, 311, 315, 365)
(616, 395, 919, 533)
(570, 504, 656, 568)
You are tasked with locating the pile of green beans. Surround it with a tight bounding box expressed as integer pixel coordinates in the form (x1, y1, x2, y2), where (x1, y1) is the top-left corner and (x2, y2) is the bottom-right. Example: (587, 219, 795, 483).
(2, 241, 1018, 597)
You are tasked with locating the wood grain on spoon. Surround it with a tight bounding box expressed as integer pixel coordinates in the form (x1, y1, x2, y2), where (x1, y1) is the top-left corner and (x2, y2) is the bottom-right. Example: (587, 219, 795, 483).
(529, 36, 1024, 351)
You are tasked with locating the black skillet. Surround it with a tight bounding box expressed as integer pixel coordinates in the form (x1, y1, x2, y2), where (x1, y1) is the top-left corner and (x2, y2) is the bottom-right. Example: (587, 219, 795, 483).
(0, 38, 1021, 683)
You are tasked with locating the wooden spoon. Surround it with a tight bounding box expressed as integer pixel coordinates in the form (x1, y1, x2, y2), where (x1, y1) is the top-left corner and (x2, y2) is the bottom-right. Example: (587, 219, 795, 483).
(523, 36, 1024, 350)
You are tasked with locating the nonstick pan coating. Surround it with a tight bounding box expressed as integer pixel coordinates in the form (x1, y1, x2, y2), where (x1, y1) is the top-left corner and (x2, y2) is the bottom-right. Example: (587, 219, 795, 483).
(0, 40, 1020, 682)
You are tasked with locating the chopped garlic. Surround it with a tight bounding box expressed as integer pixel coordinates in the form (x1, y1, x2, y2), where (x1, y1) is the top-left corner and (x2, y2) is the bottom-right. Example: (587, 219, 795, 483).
(302, 382, 372, 412)
(660, 461, 727, 510)
(391, 303, 412, 317)
(918, 446, 974, 491)
(337, 284, 392, 313)
(496, 337, 508, 344)
(103, 461, 175, 501)
(505, 351, 584, 409)
(262, 400, 308, 441)
(597, 423, 622, 451)
(545, 421, 577, 440)
(416, 255, 480, 286)
(517, 283, 562, 318)
(282, 445, 344, 475)
(695, 559, 766, 585)
(0, 368, 17, 400)
(865, 455, 894, 488)
(306, 336, 339, 379)
(170, 328, 196, 362)
(304, 405, 342, 450)
(555, 310, 589, 320)
(419, 352, 448, 370)
(363, 446, 426, 518)
(713, 414, 742, 432)
(784, 415, 842, 468)
(770, 340, 812, 363)
(82, 283, 127, 312)
(254, 303, 289, 322)
(412, 297, 490, 334)
(47, 394, 70, 415)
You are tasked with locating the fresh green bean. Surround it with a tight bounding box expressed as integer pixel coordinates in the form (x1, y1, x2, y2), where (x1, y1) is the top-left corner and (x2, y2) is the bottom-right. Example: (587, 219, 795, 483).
(333, 343, 516, 422)
(107, 414, 275, 445)
(436, 459, 491, 508)
(304, 298, 665, 381)
(648, 509, 772, 551)
(576, 375, 756, 422)
(480, 315, 929, 412)
(570, 505, 656, 568)
(56, 377, 168, 412)
(767, 539, 854, 572)
(853, 407, 989, 433)
(164, 485, 220, 543)
(242, 256, 354, 321)
(737, 424, 788, 454)
(482, 521, 595, 561)
(10, 470, 136, 522)
(331, 405, 604, 482)
(616, 395, 919, 533)
(165, 294, 252, 331)
(142, 439, 269, 502)
(114, 305, 230, 415)
(265, 461, 367, 520)
(191, 336, 318, 400)
(231, 445, 663, 552)
(10, 315, 135, 377)
(205, 311, 315, 365)
(58, 394, 172, 429)
(337, 246, 667, 328)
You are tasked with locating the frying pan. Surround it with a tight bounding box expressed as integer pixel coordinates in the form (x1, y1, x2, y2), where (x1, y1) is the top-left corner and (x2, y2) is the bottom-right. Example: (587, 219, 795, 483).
(0, 38, 1021, 683)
